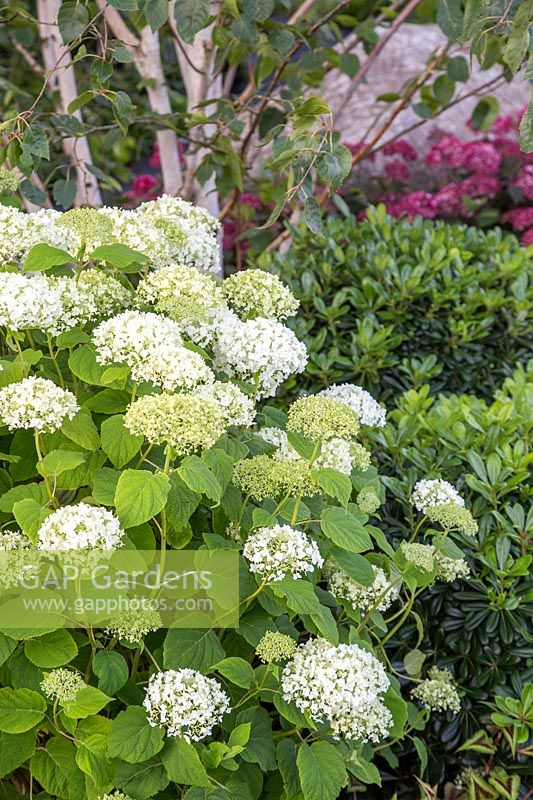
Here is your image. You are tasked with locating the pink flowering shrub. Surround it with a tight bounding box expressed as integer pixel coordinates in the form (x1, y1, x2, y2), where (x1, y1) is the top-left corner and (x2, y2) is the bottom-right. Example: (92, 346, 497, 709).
(345, 107, 533, 245)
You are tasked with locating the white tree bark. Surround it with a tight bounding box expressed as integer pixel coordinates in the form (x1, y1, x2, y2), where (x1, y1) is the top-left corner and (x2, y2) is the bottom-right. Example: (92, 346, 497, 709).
(37, 0, 102, 207)
(169, 1, 221, 220)
(96, 0, 183, 195)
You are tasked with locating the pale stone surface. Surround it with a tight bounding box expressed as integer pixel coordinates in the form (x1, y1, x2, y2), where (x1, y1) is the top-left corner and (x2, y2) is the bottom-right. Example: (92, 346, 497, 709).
(326, 23, 529, 147)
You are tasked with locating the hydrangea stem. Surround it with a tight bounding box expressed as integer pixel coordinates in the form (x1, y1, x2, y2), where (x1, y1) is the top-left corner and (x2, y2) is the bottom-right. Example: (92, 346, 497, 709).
(33, 429, 57, 508)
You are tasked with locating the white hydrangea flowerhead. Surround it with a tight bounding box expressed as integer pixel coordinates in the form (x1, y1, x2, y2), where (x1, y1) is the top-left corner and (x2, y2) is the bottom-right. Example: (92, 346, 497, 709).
(136, 264, 228, 345)
(282, 638, 392, 742)
(412, 479, 465, 513)
(93, 310, 213, 391)
(400, 542, 470, 583)
(319, 384, 387, 428)
(411, 667, 461, 714)
(326, 562, 399, 613)
(0, 377, 79, 432)
(0, 272, 64, 333)
(315, 437, 354, 475)
(97, 793, 132, 800)
(435, 553, 470, 582)
(105, 608, 162, 643)
(256, 428, 354, 475)
(134, 195, 220, 272)
(0, 530, 36, 589)
(192, 380, 255, 427)
(242, 524, 323, 582)
(213, 316, 307, 399)
(223, 269, 299, 321)
(143, 669, 231, 741)
(41, 668, 85, 703)
(256, 427, 290, 450)
(37, 503, 125, 550)
(412, 479, 478, 536)
(57, 271, 132, 330)
(0, 206, 69, 266)
(123, 393, 226, 455)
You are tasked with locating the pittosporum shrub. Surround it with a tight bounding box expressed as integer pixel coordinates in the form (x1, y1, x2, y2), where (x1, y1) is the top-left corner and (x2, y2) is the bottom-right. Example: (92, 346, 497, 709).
(368, 363, 533, 791)
(259, 205, 532, 402)
(0, 199, 503, 800)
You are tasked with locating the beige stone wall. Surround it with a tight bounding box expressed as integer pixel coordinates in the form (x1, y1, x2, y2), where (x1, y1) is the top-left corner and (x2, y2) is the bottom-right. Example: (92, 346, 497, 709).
(325, 23, 529, 148)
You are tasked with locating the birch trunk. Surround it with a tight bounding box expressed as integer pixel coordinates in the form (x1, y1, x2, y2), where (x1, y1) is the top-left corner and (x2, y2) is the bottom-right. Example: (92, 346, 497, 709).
(37, 0, 102, 207)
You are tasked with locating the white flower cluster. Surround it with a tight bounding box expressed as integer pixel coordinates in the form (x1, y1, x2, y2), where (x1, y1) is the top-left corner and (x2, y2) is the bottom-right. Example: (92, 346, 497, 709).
(41, 668, 85, 703)
(0, 206, 69, 266)
(326, 562, 399, 613)
(282, 638, 392, 742)
(0, 197, 220, 273)
(412, 479, 465, 513)
(93, 311, 213, 391)
(400, 542, 470, 583)
(37, 503, 125, 550)
(192, 380, 255, 427)
(144, 669, 231, 741)
(257, 427, 354, 475)
(213, 316, 307, 398)
(0, 270, 131, 335)
(124, 393, 226, 455)
(319, 384, 387, 428)
(411, 667, 461, 714)
(222, 270, 299, 320)
(105, 608, 162, 643)
(136, 264, 228, 346)
(0, 377, 79, 432)
(243, 524, 323, 582)
(0, 530, 35, 589)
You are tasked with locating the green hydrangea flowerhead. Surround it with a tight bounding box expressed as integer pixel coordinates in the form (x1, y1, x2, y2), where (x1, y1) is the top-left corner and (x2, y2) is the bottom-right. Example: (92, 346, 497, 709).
(97, 792, 133, 800)
(400, 542, 436, 572)
(136, 264, 226, 322)
(105, 608, 162, 643)
(41, 668, 85, 703)
(223, 269, 299, 321)
(256, 631, 297, 663)
(231, 455, 276, 500)
(435, 553, 470, 582)
(58, 207, 114, 250)
(287, 396, 360, 441)
(0, 168, 19, 194)
(232, 454, 318, 500)
(411, 667, 461, 714)
(356, 486, 381, 513)
(123, 393, 226, 455)
(426, 503, 478, 537)
(350, 443, 372, 472)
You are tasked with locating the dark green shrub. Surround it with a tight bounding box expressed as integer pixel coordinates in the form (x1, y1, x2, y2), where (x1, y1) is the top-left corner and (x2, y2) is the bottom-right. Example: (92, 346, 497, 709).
(372, 362, 533, 790)
(260, 206, 532, 401)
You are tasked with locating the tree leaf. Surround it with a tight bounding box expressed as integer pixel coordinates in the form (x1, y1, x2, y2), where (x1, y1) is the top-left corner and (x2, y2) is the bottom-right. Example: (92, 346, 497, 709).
(101, 414, 144, 468)
(23, 244, 73, 272)
(58, 1, 89, 42)
(173, 0, 210, 44)
(107, 706, 165, 763)
(92, 650, 129, 695)
(62, 686, 112, 719)
(160, 738, 211, 787)
(114, 469, 170, 528)
(0, 687, 47, 733)
(178, 455, 222, 502)
(163, 629, 224, 672)
(296, 742, 347, 800)
(320, 507, 372, 552)
(25, 629, 78, 668)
